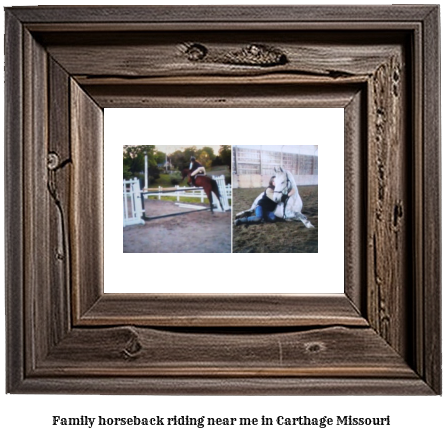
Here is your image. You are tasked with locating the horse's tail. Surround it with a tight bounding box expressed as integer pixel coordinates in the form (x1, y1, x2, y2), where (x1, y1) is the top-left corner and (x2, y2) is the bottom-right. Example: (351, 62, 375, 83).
(210, 179, 224, 211)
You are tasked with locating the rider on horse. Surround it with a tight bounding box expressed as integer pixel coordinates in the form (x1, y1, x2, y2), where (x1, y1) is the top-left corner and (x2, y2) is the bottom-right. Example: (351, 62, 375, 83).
(189, 156, 206, 186)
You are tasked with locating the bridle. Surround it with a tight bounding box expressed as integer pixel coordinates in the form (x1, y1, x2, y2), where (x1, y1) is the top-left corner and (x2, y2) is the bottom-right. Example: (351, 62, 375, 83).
(273, 171, 292, 219)
(273, 172, 291, 195)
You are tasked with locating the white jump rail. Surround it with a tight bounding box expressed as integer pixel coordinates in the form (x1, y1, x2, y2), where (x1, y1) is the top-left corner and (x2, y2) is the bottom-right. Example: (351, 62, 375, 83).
(145, 179, 231, 212)
(123, 178, 144, 227)
(146, 186, 205, 202)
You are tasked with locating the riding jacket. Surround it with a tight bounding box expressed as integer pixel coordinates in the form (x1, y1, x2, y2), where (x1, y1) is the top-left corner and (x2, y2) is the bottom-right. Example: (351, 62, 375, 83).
(190, 160, 206, 177)
(190, 160, 203, 172)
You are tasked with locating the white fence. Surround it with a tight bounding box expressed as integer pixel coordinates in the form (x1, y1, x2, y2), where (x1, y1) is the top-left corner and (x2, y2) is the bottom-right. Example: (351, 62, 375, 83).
(146, 187, 208, 202)
(212, 175, 231, 211)
(146, 182, 232, 208)
(124, 176, 231, 226)
(123, 178, 144, 227)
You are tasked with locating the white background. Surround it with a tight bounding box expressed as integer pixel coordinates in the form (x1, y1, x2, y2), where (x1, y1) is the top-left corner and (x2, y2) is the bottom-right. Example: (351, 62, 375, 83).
(108, 108, 343, 294)
(1, 1, 442, 438)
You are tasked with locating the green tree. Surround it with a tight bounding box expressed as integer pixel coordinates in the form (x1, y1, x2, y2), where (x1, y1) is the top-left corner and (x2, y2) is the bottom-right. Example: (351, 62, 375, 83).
(123, 145, 156, 172)
(123, 145, 160, 183)
(218, 145, 232, 167)
(169, 171, 182, 185)
(200, 146, 216, 161)
(169, 150, 187, 170)
(183, 146, 199, 164)
(197, 150, 212, 168)
(123, 164, 132, 180)
(153, 150, 167, 168)
(168, 147, 199, 170)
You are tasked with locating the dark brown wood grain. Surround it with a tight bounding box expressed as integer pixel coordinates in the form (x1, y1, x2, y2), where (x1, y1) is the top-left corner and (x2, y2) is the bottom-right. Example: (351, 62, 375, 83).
(48, 58, 72, 345)
(5, 10, 24, 393)
(41, 32, 399, 78)
(344, 89, 366, 313)
(79, 294, 366, 327)
(366, 52, 409, 357)
(12, 376, 434, 396)
(37, 326, 416, 378)
(23, 29, 50, 372)
(70, 81, 104, 321)
(422, 6, 441, 394)
(82, 82, 362, 109)
(8, 5, 437, 24)
(4, 5, 441, 395)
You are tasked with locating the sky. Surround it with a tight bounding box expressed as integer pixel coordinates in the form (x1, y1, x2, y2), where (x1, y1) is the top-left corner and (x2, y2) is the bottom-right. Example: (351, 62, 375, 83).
(233, 145, 318, 156)
(152, 145, 222, 155)
(149, 145, 317, 156)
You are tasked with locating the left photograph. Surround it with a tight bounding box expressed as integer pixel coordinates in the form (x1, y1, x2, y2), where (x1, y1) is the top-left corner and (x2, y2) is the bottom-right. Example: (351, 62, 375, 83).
(123, 145, 232, 253)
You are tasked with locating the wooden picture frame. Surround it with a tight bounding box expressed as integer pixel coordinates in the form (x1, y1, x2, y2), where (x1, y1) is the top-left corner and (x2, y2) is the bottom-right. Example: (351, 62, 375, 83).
(5, 5, 441, 394)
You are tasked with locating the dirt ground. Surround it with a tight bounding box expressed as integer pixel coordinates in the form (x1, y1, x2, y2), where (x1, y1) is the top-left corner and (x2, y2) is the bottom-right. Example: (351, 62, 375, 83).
(233, 186, 318, 253)
(124, 199, 231, 253)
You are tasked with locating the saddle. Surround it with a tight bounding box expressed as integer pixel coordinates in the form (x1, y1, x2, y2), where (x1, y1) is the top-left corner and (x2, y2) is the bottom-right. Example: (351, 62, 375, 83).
(191, 170, 206, 185)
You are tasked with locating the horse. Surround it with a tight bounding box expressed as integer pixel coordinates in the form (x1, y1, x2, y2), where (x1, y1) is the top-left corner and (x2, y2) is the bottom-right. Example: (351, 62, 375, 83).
(235, 166, 315, 228)
(181, 168, 224, 213)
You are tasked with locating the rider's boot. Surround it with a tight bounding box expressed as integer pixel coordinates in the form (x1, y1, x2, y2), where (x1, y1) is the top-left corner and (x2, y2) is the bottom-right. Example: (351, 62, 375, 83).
(235, 218, 248, 226)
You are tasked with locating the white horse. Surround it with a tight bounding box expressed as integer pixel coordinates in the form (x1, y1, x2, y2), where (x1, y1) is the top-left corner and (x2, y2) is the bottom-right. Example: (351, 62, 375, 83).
(236, 167, 315, 229)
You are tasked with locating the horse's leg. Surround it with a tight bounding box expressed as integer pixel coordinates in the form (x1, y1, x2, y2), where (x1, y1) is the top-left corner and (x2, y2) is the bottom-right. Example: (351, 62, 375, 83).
(210, 181, 224, 212)
(205, 187, 214, 213)
(298, 213, 315, 228)
(214, 192, 224, 212)
(284, 211, 315, 228)
(284, 196, 314, 227)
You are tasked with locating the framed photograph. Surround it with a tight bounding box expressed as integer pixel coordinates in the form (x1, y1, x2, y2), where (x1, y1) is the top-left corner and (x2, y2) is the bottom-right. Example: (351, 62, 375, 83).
(232, 145, 319, 253)
(5, 5, 440, 394)
(121, 144, 232, 253)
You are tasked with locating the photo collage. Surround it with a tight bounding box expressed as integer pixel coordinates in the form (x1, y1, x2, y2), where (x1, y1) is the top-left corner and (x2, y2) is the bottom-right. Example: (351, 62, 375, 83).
(123, 145, 318, 253)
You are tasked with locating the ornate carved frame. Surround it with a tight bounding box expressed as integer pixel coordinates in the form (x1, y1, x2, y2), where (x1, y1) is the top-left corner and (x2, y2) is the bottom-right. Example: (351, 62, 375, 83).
(5, 6, 441, 394)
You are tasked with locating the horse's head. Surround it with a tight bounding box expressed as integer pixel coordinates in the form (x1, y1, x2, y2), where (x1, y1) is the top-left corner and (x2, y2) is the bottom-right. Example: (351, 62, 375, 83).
(272, 167, 290, 203)
(181, 168, 190, 181)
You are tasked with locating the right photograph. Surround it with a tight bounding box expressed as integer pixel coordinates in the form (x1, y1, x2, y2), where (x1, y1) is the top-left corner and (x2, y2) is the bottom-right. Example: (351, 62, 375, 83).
(233, 145, 318, 253)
